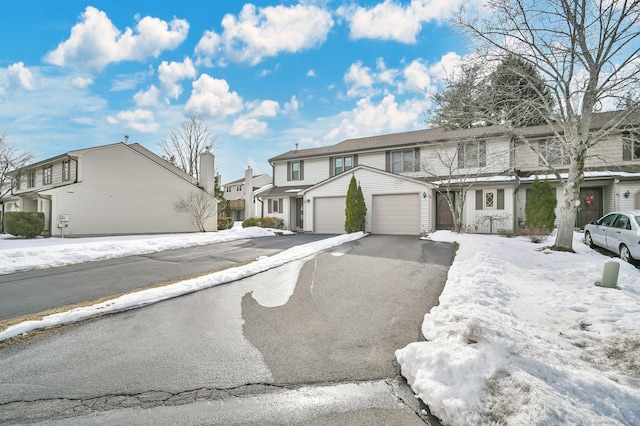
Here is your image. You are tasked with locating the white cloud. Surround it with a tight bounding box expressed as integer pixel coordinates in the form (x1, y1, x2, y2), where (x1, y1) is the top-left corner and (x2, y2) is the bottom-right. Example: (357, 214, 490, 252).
(185, 74, 243, 117)
(246, 99, 279, 118)
(307, 69, 316, 77)
(71, 76, 94, 88)
(284, 96, 300, 115)
(44, 6, 189, 72)
(324, 94, 424, 142)
(200, 3, 333, 66)
(106, 108, 158, 133)
(344, 61, 376, 98)
(402, 59, 431, 93)
(158, 57, 196, 99)
(230, 117, 269, 138)
(8, 62, 35, 90)
(338, 0, 465, 43)
(133, 85, 163, 107)
(194, 30, 221, 67)
(429, 51, 464, 81)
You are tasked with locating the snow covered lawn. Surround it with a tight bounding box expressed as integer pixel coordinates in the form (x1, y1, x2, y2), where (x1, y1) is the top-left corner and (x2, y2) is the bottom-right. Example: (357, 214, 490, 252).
(397, 231, 640, 425)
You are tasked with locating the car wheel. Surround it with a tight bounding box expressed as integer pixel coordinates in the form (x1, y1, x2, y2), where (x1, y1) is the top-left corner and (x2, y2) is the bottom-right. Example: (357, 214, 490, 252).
(620, 244, 633, 263)
(585, 231, 594, 248)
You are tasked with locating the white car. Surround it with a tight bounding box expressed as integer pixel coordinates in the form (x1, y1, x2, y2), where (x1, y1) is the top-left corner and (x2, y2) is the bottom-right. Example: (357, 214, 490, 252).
(584, 210, 640, 264)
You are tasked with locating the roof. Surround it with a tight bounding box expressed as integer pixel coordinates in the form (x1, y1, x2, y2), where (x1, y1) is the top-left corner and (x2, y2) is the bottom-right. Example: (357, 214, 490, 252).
(269, 110, 640, 163)
(223, 173, 271, 186)
(259, 185, 314, 197)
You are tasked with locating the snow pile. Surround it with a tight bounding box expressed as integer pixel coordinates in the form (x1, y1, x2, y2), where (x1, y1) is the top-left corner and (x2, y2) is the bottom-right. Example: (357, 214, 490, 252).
(397, 231, 640, 425)
(0, 232, 365, 342)
(0, 226, 287, 274)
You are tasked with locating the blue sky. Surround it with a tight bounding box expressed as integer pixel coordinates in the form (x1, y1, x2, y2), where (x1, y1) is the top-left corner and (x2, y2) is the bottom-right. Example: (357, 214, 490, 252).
(0, 1, 475, 183)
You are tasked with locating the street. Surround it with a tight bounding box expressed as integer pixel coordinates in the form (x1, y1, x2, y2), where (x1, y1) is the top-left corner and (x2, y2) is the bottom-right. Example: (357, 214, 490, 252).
(0, 235, 455, 424)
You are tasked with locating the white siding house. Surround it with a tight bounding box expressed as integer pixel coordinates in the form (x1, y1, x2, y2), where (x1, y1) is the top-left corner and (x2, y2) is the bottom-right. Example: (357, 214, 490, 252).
(261, 110, 640, 235)
(3, 142, 217, 237)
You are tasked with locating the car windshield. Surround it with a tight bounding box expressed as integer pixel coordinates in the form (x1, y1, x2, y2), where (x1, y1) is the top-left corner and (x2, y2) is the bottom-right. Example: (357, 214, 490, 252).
(634, 215, 640, 227)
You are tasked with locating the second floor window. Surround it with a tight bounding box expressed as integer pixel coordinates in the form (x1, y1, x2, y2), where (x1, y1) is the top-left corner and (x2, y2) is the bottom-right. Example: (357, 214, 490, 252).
(225, 186, 232, 193)
(15, 174, 21, 190)
(388, 148, 420, 173)
(43, 166, 52, 185)
(539, 139, 569, 166)
(27, 170, 36, 188)
(287, 160, 304, 181)
(236, 184, 242, 191)
(333, 156, 353, 175)
(623, 133, 640, 161)
(62, 160, 71, 181)
(457, 141, 486, 168)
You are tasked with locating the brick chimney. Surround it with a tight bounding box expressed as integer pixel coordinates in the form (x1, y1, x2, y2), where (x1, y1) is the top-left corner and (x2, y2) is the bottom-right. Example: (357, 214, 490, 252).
(199, 150, 215, 194)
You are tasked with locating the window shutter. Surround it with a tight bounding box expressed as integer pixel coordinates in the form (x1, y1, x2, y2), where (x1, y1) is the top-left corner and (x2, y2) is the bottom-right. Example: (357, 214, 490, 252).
(623, 136, 632, 161)
(268, 199, 273, 213)
(278, 198, 283, 213)
(299, 161, 304, 180)
(479, 141, 486, 167)
(353, 154, 358, 167)
(287, 162, 292, 181)
(329, 157, 334, 177)
(497, 189, 504, 210)
(476, 190, 483, 210)
(413, 148, 420, 172)
(457, 144, 464, 168)
(385, 151, 391, 172)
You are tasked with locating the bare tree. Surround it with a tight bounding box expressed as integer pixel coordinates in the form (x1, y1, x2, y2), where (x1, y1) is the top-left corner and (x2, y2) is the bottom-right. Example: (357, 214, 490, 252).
(1, 133, 35, 199)
(174, 191, 217, 232)
(457, 0, 640, 251)
(160, 115, 217, 182)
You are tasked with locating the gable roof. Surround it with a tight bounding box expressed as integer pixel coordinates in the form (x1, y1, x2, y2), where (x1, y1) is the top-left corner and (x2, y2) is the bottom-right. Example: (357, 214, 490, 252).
(269, 110, 640, 163)
(223, 173, 271, 186)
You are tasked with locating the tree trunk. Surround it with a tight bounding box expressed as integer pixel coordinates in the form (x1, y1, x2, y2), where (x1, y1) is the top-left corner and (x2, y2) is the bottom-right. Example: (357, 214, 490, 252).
(553, 151, 584, 251)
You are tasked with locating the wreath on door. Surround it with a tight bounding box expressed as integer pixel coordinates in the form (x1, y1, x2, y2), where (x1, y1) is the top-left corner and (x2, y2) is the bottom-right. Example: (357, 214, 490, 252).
(585, 194, 594, 206)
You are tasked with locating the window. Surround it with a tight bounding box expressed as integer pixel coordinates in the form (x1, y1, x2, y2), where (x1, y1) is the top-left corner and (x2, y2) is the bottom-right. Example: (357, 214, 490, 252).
(333, 156, 354, 176)
(622, 133, 640, 161)
(457, 141, 486, 168)
(225, 186, 232, 193)
(613, 214, 631, 230)
(14, 173, 21, 190)
(387, 148, 420, 173)
(287, 161, 304, 181)
(62, 160, 71, 181)
(268, 198, 284, 214)
(27, 170, 36, 188)
(597, 213, 618, 227)
(475, 189, 504, 210)
(539, 139, 569, 166)
(236, 184, 242, 191)
(43, 166, 52, 185)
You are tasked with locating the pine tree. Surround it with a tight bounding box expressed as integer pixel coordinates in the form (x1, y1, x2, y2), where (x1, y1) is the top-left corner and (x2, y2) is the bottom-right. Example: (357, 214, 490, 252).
(525, 179, 557, 232)
(345, 174, 366, 233)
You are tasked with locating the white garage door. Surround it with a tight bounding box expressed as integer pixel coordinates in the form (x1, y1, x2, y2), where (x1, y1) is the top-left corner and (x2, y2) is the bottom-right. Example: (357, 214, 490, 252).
(372, 193, 420, 235)
(314, 197, 346, 234)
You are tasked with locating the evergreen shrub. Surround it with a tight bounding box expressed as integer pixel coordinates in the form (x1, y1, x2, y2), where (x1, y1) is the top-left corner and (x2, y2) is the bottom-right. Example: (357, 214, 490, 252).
(4, 212, 45, 238)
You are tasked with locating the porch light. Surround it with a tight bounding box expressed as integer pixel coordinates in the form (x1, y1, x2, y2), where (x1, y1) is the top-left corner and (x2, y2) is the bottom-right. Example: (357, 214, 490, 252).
(422, 192, 427, 198)
(623, 190, 631, 199)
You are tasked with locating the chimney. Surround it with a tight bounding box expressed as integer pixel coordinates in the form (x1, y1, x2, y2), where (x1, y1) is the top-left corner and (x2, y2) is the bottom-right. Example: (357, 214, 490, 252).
(295, 143, 299, 151)
(124, 135, 129, 144)
(199, 150, 215, 194)
(244, 166, 253, 219)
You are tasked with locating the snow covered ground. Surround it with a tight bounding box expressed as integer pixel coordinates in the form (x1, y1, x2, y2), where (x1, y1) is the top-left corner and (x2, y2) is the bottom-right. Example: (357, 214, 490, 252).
(397, 231, 640, 425)
(2, 228, 639, 424)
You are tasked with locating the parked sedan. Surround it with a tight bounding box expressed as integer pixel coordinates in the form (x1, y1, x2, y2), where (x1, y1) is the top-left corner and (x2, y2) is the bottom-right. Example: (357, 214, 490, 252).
(584, 210, 640, 263)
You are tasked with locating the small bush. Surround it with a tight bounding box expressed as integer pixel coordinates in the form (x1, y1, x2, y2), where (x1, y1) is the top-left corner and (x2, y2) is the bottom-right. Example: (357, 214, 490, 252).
(521, 227, 549, 243)
(4, 212, 45, 238)
(217, 217, 235, 230)
(242, 216, 284, 229)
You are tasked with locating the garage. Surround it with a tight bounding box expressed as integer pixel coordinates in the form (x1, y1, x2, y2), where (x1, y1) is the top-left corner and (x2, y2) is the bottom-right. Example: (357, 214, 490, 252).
(314, 196, 346, 234)
(372, 193, 420, 235)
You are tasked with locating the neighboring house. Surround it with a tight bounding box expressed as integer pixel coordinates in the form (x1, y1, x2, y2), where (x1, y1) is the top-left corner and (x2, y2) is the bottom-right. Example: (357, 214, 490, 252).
(2, 142, 217, 237)
(220, 168, 271, 221)
(262, 110, 640, 235)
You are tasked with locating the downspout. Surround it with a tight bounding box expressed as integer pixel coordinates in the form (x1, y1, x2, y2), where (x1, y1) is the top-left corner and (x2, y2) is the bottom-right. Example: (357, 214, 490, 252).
(0, 201, 4, 233)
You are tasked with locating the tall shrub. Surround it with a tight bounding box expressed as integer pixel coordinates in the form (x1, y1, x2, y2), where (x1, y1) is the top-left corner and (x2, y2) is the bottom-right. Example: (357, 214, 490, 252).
(345, 174, 366, 233)
(525, 179, 557, 232)
(4, 212, 45, 238)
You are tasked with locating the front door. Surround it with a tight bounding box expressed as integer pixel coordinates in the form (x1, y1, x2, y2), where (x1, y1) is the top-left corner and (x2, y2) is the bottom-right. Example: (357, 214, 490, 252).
(436, 192, 455, 230)
(295, 197, 304, 230)
(577, 187, 603, 229)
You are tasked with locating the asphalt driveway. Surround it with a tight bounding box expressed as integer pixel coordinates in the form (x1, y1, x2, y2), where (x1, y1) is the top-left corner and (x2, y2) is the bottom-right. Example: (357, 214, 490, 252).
(0, 235, 455, 424)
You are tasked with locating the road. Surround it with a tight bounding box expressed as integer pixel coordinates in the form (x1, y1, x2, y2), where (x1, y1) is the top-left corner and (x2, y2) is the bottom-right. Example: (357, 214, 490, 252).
(0, 235, 456, 425)
(0, 234, 331, 321)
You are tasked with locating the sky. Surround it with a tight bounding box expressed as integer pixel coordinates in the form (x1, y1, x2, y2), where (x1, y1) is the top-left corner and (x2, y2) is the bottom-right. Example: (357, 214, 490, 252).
(0, 0, 475, 184)
(1, 228, 639, 423)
